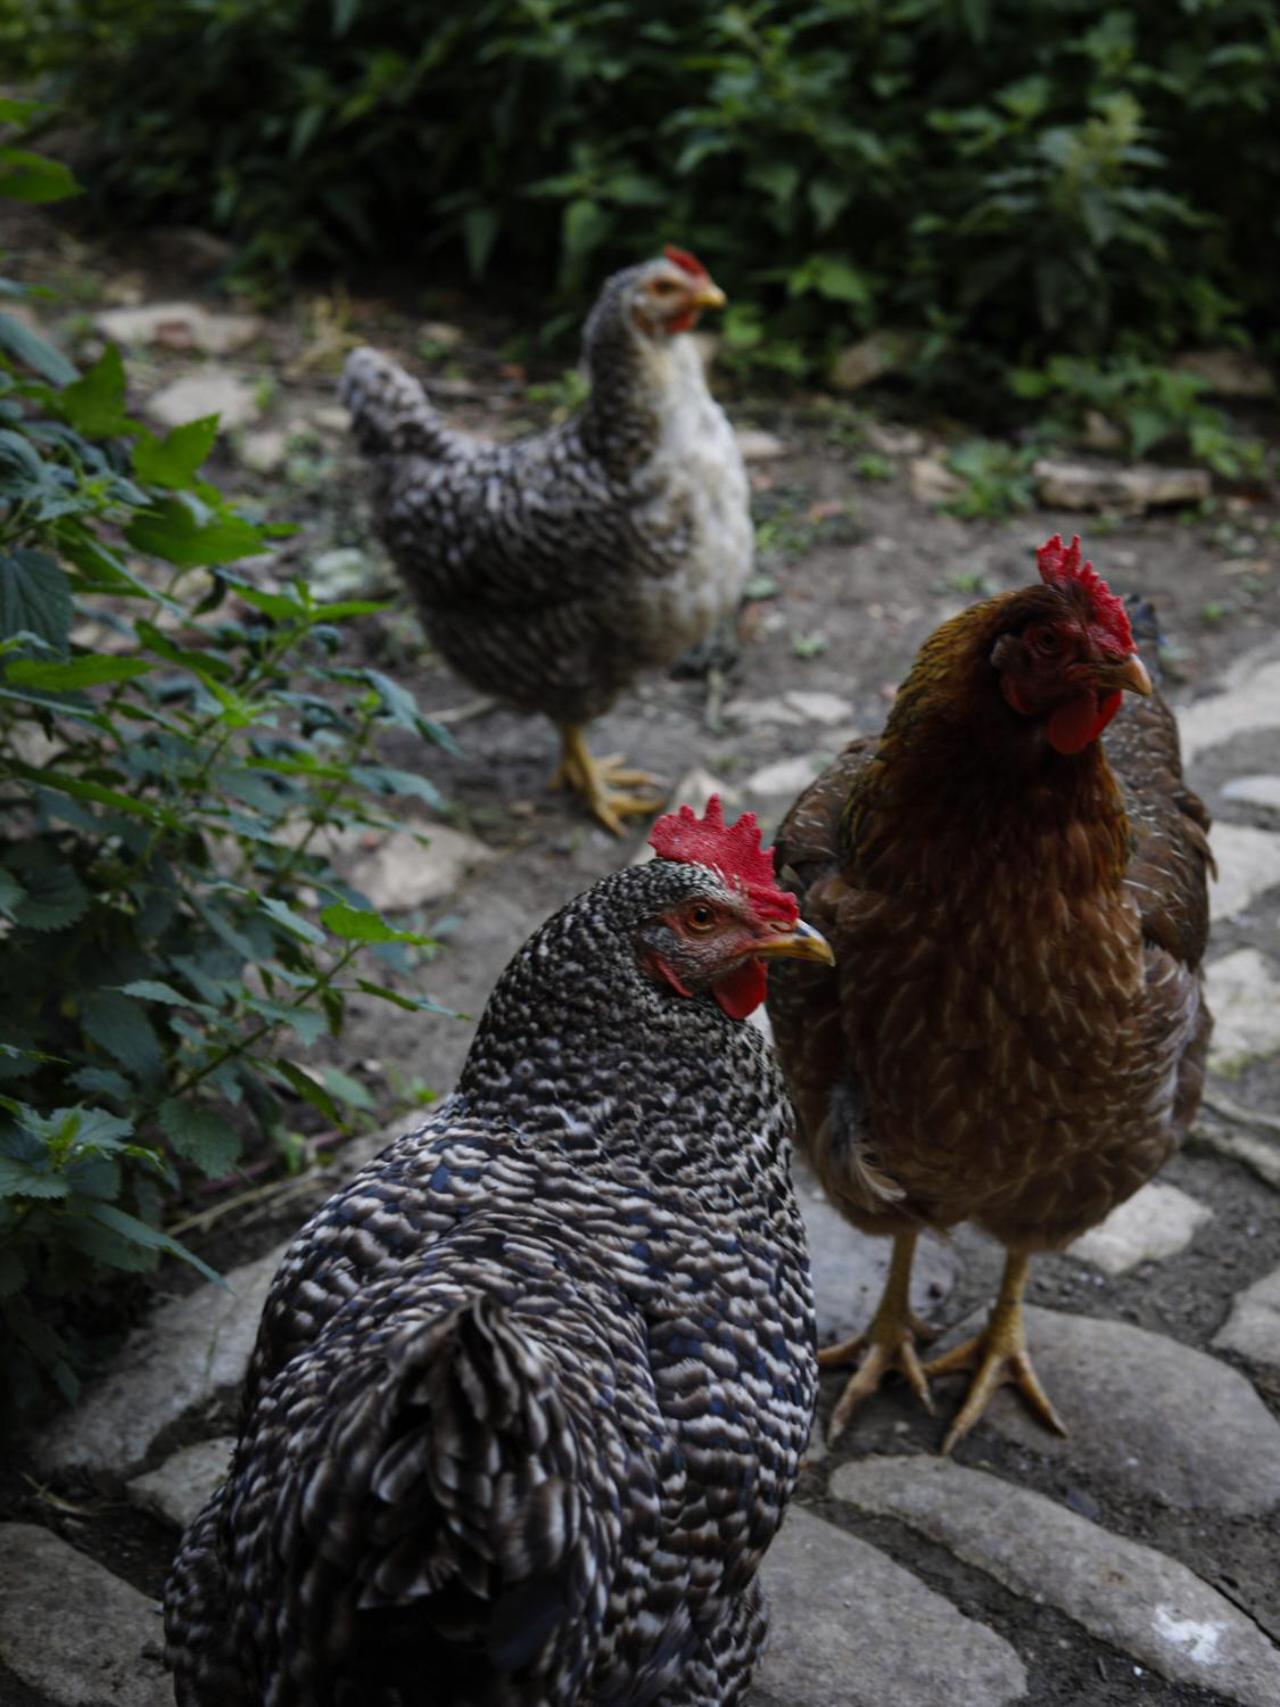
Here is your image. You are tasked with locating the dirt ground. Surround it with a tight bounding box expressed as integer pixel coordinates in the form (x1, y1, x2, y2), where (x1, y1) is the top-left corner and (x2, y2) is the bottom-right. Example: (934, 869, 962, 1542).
(3, 211, 1279, 1705)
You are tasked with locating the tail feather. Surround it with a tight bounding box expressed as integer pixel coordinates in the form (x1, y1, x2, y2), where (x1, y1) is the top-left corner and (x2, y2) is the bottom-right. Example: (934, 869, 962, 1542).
(340, 346, 452, 460)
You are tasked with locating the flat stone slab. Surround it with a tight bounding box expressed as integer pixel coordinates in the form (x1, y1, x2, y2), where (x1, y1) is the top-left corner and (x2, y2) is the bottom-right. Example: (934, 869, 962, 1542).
(1221, 774, 1280, 811)
(1214, 1264, 1280, 1373)
(0, 1523, 170, 1706)
(40, 1240, 290, 1477)
(746, 754, 826, 799)
(97, 301, 263, 355)
(145, 369, 260, 432)
(127, 1435, 234, 1531)
(831, 1458, 1280, 1707)
(1208, 824, 1280, 921)
(796, 1163, 958, 1346)
(785, 689, 856, 725)
(1179, 654, 1280, 764)
(752, 1505, 1026, 1707)
(1070, 1181, 1212, 1275)
(344, 823, 495, 911)
(936, 1306, 1280, 1515)
(1206, 948, 1280, 1072)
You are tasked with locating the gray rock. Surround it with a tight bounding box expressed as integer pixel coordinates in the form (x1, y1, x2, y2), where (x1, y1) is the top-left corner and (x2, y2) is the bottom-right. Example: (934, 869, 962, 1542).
(831, 1458, 1280, 1707)
(1214, 1265, 1280, 1372)
(1070, 1181, 1212, 1275)
(1221, 774, 1280, 811)
(127, 1436, 234, 1530)
(1192, 1122, 1280, 1191)
(1178, 653, 1280, 763)
(785, 689, 856, 725)
(1205, 948, 1280, 1072)
(238, 426, 289, 474)
(735, 428, 787, 462)
(146, 369, 260, 432)
(1208, 824, 1280, 921)
(937, 1306, 1280, 1515)
(1174, 348, 1275, 400)
(310, 403, 352, 434)
(728, 696, 807, 729)
(909, 456, 963, 505)
(345, 824, 495, 911)
(308, 545, 382, 597)
(863, 421, 924, 458)
(829, 332, 912, 393)
(96, 301, 263, 355)
(1032, 459, 1211, 514)
(0, 1524, 170, 1706)
(40, 1241, 290, 1477)
(746, 755, 824, 799)
(796, 1162, 957, 1347)
(752, 1505, 1027, 1707)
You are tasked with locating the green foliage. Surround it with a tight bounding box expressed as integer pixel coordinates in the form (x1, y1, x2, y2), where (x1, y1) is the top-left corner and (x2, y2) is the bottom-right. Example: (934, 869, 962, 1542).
(1010, 354, 1266, 477)
(23, 1, 1280, 393)
(944, 438, 1039, 520)
(0, 125, 449, 1416)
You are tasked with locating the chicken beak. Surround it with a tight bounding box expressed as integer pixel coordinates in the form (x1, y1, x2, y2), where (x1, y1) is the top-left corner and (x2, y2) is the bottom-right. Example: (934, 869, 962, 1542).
(688, 280, 727, 311)
(1094, 653, 1153, 697)
(753, 918, 836, 967)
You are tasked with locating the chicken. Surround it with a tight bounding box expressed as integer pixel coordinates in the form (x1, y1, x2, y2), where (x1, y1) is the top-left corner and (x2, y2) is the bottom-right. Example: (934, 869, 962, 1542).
(766, 535, 1213, 1452)
(163, 798, 830, 1706)
(340, 248, 751, 834)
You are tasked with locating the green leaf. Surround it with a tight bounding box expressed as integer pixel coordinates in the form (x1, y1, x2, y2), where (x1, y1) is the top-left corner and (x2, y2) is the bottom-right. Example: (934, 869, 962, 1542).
(463, 205, 499, 279)
(320, 1065, 373, 1112)
(82, 1201, 222, 1284)
(5, 654, 152, 691)
(0, 312, 77, 383)
(157, 1098, 242, 1177)
(332, 0, 360, 32)
(0, 1155, 71, 1197)
(116, 979, 194, 1007)
(259, 896, 325, 944)
(321, 902, 432, 945)
(0, 147, 81, 205)
(6, 857, 88, 931)
(59, 344, 133, 436)
(354, 978, 449, 1014)
(274, 1059, 341, 1123)
(124, 496, 265, 568)
(0, 868, 26, 916)
(132, 417, 220, 489)
(0, 550, 72, 653)
(80, 991, 165, 1080)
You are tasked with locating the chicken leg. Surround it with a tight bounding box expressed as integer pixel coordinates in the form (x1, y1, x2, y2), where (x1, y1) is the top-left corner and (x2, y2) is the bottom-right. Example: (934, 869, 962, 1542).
(925, 1249, 1067, 1454)
(824, 1228, 937, 1442)
(552, 722, 664, 836)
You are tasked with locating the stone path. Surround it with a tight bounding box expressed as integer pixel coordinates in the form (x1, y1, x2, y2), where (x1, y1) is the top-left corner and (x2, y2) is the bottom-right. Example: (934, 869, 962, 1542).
(7, 632, 1280, 1707)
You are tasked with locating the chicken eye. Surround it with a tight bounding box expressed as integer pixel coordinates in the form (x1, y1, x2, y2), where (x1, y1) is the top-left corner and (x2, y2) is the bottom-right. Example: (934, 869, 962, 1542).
(1027, 625, 1063, 658)
(651, 278, 678, 295)
(685, 902, 717, 933)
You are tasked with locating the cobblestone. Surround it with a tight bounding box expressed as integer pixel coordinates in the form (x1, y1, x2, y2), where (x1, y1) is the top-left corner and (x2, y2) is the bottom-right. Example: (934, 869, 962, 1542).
(936, 1306, 1280, 1515)
(1070, 1181, 1212, 1275)
(832, 1457, 1280, 1707)
(1214, 1264, 1280, 1374)
(752, 1505, 1027, 1707)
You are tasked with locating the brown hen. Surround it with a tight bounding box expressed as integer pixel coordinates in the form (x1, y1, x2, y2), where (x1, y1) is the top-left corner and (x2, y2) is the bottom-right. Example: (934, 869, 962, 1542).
(766, 535, 1214, 1451)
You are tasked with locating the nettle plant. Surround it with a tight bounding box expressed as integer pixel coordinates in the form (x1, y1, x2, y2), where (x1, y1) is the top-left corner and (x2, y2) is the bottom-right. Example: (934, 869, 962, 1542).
(0, 110, 450, 1413)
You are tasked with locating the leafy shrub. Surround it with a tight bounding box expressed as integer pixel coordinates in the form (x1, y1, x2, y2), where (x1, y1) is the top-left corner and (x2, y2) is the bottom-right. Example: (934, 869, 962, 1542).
(1, 111, 449, 1415)
(23, 0, 1280, 395)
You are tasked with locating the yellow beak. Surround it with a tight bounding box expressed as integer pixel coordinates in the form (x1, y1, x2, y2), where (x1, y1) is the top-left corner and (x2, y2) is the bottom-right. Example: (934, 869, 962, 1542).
(688, 280, 727, 311)
(752, 918, 835, 967)
(1095, 653, 1153, 697)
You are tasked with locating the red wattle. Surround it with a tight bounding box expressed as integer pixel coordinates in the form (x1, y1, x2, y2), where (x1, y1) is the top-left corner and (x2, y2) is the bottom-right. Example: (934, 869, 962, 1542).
(713, 958, 768, 1021)
(1047, 689, 1122, 755)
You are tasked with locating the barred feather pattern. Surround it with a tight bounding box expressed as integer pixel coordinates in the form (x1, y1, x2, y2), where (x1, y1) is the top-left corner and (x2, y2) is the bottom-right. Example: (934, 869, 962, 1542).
(766, 586, 1213, 1253)
(340, 264, 752, 727)
(164, 860, 816, 1707)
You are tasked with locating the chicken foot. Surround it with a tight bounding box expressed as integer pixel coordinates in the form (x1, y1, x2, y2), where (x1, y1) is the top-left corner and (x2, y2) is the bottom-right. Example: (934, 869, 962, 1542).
(824, 1228, 937, 1442)
(926, 1249, 1067, 1455)
(552, 722, 665, 836)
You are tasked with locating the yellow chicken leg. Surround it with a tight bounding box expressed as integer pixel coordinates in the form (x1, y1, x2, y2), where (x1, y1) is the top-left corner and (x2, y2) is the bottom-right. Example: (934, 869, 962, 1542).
(926, 1249, 1067, 1455)
(824, 1229, 937, 1442)
(551, 722, 665, 836)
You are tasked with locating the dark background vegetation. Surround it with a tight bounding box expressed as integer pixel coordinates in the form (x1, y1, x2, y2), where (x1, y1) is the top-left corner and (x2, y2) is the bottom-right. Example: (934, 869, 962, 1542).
(1, 0, 1277, 1413)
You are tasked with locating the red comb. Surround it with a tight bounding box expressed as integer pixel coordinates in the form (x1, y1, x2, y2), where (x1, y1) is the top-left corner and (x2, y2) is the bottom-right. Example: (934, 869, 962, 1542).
(1036, 533, 1134, 653)
(663, 244, 709, 281)
(649, 796, 798, 924)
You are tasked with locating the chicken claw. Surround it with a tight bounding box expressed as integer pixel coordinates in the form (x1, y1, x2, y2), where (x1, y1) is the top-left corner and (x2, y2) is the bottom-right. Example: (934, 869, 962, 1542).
(926, 1250, 1067, 1454)
(824, 1229, 937, 1443)
(553, 723, 666, 835)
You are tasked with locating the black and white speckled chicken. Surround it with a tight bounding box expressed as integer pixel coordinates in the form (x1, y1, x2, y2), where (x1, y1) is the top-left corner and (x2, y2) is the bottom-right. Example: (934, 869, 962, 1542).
(340, 248, 751, 834)
(163, 799, 829, 1706)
